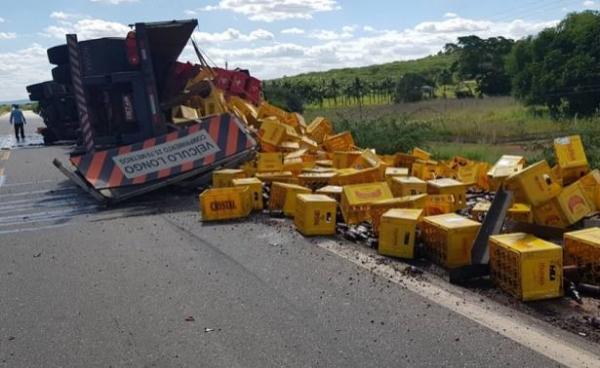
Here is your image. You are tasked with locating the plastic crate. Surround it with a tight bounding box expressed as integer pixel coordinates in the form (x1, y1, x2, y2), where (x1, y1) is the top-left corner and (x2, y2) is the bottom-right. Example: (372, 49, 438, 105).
(299, 136, 319, 152)
(232, 177, 264, 210)
(255, 171, 296, 184)
(323, 131, 355, 152)
(298, 172, 337, 191)
(379, 209, 424, 259)
(316, 185, 343, 202)
(268, 182, 311, 212)
(369, 194, 426, 233)
(508, 203, 533, 223)
(412, 147, 431, 161)
(258, 118, 288, 146)
(199, 187, 252, 221)
(331, 166, 382, 186)
(390, 176, 427, 197)
(258, 101, 289, 121)
(505, 161, 561, 206)
(411, 160, 438, 181)
(427, 178, 468, 210)
(554, 135, 588, 170)
(424, 194, 456, 216)
(282, 157, 304, 176)
(352, 150, 385, 170)
(212, 169, 246, 188)
(487, 155, 526, 191)
(564, 228, 600, 284)
(340, 182, 393, 225)
(457, 164, 479, 186)
(559, 165, 590, 186)
(306, 117, 333, 144)
(294, 194, 337, 236)
(394, 153, 417, 170)
(332, 151, 362, 169)
(489, 233, 562, 301)
(422, 214, 481, 268)
(577, 169, 600, 211)
(257, 152, 284, 173)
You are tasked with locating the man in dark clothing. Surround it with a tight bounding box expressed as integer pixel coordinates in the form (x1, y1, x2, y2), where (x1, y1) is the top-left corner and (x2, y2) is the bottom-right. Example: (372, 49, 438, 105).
(9, 104, 26, 142)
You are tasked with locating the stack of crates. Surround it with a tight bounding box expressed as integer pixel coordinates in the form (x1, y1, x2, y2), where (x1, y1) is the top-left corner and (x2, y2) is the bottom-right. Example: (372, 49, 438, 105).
(378, 209, 424, 259)
(199, 187, 253, 221)
(427, 178, 467, 210)
(489, 233, 562, 301)
(391, 176, 427, 197)
(212, 169, 246, 188)
(422, 214, 481, 268)
(294, 194, 337, 236)
(340, 182, 393, 224)
(554, 135, 589, 185)
(564, 228, 600, 284)
(232, 177, 264, 210)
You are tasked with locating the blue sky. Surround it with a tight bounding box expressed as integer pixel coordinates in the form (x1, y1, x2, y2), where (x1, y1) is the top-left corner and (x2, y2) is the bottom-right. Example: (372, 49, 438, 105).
(0, 0, 598, 100)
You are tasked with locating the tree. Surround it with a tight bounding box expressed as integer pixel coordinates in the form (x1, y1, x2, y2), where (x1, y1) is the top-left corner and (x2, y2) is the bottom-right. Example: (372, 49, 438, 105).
(448, 35, 514, 96)
(328, 78, 340, 106)
(393, 73, 429, 103)
(435, 68, 453, 97)
(506, 11, 600, 117)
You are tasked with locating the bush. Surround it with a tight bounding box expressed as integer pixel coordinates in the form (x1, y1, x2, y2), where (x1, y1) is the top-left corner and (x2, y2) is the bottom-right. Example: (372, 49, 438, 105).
(333, 117, 432, 155)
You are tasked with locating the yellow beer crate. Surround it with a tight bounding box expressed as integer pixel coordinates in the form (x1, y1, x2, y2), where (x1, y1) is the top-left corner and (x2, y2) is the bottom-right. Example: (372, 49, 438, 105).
(509, 203, 534, 223)
(487, 155, 526, 191)
(489, 233, 562, 301)
(532, 200, 569, 229)
(353, 150, 385, 170)
(554, 135, 588, 169)
(505, 161, 561, 206)
(369, 197, 422, 233)
(269, 182, 311, 212)
(257, 152, 284, 173)
(332, 151, 362, 169)
(412, 147, 432, 161)
(564, 228, 600, 284)
(258, 101, 289, 121)
(323, 131, 355, 152)
(471, 201, 491, 220)
(316, 159, 333, 168)
(258, 118, 288, 146)
(533, 181, 593, 227)
(394, 153, 417, 170)
(424, 194, 456, 216)
(559, 165, 590, 186)
(212, 169, 246, 188)
(427, 178, 468, 210)
(199, 186, 252, 221)
(390, 176, 427, 197)
(278, 141, 300, 152)
(232, 177, 264, 210)
(316, 185, 343, 202)
(255, 171, 296, 184)
(457, 164, 479, 186)
(422, 214, 481, 268)
(294, 194, 337, 236)
(385, 167, 409, 187)
(411, 159, 438, 181)
(298, 172, 337, 191)
(341, 182, 393, 225)
(378, 209, 424, 259)
(283, 157, 304, 176)
(577, 169, 600, 210)
(283, 187, 312, 217)
(306, 117, 333, 144)
(331, 166, 381, 186)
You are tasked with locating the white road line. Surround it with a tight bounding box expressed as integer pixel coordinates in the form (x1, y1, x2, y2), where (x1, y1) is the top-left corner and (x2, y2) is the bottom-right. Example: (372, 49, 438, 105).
(316, 240, 600, 368)
(0, 222, 73, 235)
(0, 174, 5, 189)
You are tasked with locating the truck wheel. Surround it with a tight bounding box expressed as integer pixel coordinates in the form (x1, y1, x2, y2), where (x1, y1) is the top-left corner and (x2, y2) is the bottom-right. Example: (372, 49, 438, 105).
(48, 44, 69, 65)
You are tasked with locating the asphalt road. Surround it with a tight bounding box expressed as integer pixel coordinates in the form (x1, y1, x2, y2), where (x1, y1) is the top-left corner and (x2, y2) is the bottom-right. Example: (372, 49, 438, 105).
(0, 113, 598, 367)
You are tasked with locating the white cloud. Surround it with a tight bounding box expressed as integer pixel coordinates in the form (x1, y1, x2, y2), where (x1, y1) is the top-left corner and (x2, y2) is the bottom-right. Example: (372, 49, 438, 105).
(444, 12, 458, 18)
(0, 32, 17, 40)
(90, 0, 139, 4)
(281, 27, 305, 35)
(197, 0, 341, 22)
(309, 29, 353, 40)
(192, 28, 274, 44)
(44, 18, 130, 40)
(0, 17, 5, 23)
(184, 9, 197, 16)
(582, 1, 599, 8)
(0, 44, 51, 101)
(50, 11, 83, 20)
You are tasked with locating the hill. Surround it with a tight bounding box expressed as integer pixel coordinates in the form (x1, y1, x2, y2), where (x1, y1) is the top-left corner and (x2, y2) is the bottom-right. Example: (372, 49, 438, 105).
(272, 53, 456, 85)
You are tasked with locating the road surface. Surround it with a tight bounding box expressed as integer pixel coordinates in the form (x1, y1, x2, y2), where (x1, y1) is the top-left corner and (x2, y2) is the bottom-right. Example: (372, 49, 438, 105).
(0, 112, 598, 367)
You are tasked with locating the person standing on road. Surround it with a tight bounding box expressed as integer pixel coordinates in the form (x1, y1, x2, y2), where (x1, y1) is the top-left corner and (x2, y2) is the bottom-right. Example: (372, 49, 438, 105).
(9, 104, 26, 142)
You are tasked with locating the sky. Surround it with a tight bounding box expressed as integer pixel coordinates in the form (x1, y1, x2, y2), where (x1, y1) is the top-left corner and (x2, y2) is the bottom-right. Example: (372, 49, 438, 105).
(0, 0, 598, 101)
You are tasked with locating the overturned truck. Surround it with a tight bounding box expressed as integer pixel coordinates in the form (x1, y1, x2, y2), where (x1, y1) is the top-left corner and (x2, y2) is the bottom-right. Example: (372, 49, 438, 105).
(30, 19, 261, 203)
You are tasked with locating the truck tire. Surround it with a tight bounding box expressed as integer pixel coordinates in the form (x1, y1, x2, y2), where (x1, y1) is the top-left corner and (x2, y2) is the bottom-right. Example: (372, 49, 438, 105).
(26, 83, 45, 101)
(47, 44, 69, 65)
(52, 65, 72, 85)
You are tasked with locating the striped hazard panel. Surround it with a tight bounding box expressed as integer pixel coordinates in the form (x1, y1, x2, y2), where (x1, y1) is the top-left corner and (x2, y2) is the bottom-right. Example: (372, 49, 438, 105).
(70, 114, 256, 189)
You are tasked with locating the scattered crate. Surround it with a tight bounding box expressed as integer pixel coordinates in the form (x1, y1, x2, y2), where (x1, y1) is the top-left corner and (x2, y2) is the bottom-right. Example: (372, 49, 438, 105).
(331, 166, 382, 186)
(489, 233, 563, 301)
(294, 194, 337, 236)
(199, 187, 252, 221)
(505, 160, 561, 206)
(212, 169, 246, 188)
(269, 182, 312, 212)
(427, 178, 468, 210)
(257, 152, 284, 173)
(424, 194, 456, 216)
(232, 177, 264, 210)
(378, 209, 424, 259)
(323, 131, 355, 152)
(422, 214, 481, 268)
(316, 185, 343, 202)
(340, 182, 393, 225)
(564, 227, 600, 284)
(487, 155, 526, 191)
(390, 176, 427, 197)
(298, 172, 337, 191)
